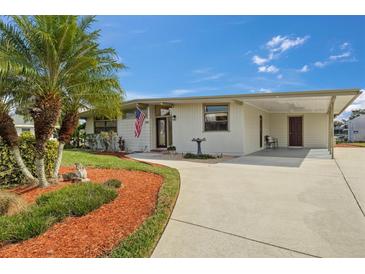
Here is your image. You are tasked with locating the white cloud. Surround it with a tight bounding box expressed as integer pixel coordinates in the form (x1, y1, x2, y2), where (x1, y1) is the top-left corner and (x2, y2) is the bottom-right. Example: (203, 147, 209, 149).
(314, 61, 327, 68)
(266, 35, 309, 54)
(277, 74, 283, 79)
(257, 88, 273, 93)
(315, 42, 356, 69)
(252, 55, 269, 65)
(170, 89, 196, 96)
(340, 42, 350, 50)
(258, 65, 279, 74)
(299, 65, 310, 72)
(329, 52, 351, 61)
(250, 34, 309, 74)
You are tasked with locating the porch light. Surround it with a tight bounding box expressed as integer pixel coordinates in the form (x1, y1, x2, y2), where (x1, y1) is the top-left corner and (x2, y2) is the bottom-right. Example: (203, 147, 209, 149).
(172, 115, 176, 121)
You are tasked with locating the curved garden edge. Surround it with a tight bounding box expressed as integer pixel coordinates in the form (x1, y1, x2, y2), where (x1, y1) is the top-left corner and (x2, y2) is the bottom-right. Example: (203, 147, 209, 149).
(106, 157, 180, 258)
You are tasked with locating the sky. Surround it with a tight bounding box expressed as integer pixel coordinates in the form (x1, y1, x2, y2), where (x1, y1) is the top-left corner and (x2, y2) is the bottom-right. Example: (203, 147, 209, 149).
(93, 16, 365, 120)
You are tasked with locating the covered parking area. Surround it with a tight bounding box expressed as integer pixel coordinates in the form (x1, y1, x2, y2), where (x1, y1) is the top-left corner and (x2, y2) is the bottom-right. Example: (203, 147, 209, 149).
(240, 89, 361, 158)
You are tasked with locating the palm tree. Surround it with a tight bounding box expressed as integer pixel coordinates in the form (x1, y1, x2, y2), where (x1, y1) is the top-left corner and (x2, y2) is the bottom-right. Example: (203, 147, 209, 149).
(53, 72, 124, 178)
(0, 16, 122, 187)
(0, 72, 37, 183)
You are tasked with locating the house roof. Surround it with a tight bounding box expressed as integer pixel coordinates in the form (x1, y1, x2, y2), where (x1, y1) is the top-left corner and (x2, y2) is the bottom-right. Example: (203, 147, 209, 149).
(122, 88, 361, 115)
(80, 88, 361, 117)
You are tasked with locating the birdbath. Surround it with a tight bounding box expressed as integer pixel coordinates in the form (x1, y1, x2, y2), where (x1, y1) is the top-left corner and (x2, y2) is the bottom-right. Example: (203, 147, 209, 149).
(191, 138, 206, 155)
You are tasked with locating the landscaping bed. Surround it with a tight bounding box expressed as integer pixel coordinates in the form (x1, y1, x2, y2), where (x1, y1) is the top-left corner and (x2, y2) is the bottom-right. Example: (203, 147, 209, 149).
(0, 150, 180, 258)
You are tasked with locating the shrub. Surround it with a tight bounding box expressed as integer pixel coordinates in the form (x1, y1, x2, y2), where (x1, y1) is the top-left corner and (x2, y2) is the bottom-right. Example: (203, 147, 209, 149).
(0, 191, 27, 216)
(0, 132, 58, 186)
(103, 179, 123, 189)
(0, 183, 117, 243)
(183, 153, 216, 159)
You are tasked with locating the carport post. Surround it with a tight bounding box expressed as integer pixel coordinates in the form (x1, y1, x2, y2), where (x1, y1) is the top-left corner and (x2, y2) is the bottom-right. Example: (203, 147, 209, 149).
(329, 96, 336, 159)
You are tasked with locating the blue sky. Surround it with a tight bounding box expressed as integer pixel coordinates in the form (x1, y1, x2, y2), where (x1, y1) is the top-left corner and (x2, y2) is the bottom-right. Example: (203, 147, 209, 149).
(94, 16, 365, 119)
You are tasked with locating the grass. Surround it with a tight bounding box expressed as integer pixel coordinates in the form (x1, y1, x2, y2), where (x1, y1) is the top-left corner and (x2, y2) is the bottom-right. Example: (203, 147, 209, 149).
(351, 143, 365, 147)
(61, 150, 180, 258)
(0, 183, 117, 244)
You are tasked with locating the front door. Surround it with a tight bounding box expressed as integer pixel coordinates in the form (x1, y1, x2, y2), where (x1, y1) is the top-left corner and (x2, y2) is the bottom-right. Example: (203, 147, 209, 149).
(156, 117, 167, 148)
(289, 116, 303, 146)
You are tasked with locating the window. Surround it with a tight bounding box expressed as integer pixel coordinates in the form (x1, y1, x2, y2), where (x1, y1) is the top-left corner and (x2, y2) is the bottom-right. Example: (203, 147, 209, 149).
(94, 118, 117, 134)
(21, 128, 31, 132)
(203, 104, 229, 131)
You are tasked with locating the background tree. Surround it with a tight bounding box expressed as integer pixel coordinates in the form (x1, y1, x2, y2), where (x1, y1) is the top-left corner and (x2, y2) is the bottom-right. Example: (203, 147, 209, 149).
(0, 16, 122, 187)
(348, 109, 365, 120)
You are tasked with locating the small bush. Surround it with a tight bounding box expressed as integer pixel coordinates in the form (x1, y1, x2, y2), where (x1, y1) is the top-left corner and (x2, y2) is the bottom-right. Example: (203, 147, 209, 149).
(183, 153, 216, 159)
(0, 191, 27, 216)
(0, 183, 117, 244)
(0, 132, 58, 186)
(103, 179, 123, 189)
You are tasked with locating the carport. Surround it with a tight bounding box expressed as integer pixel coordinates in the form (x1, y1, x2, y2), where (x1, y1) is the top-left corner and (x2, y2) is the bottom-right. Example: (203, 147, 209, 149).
(241, 89, 361, 158)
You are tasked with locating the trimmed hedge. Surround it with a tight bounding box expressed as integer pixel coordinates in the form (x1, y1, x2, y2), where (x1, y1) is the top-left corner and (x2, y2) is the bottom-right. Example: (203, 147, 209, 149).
(0, 132, 58, 186)
(183, 153, 216, 159)
(0, 183, 117, 244)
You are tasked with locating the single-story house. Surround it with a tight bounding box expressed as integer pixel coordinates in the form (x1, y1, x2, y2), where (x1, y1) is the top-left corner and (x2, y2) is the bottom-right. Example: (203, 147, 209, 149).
(347, 114, 365, 142)
(11, 114, 35, 135)
(80, 89, 361, 157)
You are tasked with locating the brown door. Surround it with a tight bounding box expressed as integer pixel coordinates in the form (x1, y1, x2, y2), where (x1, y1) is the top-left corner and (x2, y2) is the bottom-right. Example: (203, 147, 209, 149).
(289, 117, 303, 146)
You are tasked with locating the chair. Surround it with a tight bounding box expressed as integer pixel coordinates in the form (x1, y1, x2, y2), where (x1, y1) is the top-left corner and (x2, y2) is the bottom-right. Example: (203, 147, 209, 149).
(265, 135, 278, 149)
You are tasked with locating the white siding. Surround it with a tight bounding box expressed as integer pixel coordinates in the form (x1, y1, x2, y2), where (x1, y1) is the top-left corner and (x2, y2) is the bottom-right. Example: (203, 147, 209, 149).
(117, 115, 151, 152)
(348, 115, 365, 142)
(242, 103, 270, 155)
(269, 113, 328, 148)
(11, 114, 35, 136)
(171, 102, 244, 155)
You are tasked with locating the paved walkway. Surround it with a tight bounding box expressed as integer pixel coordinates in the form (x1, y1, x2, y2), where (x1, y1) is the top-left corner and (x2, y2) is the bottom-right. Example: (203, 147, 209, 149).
(131, 148, 365, 257)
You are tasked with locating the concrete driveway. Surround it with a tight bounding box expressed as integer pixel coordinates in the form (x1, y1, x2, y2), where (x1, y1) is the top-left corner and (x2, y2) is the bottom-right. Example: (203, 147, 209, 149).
(131, 148, 365, 258)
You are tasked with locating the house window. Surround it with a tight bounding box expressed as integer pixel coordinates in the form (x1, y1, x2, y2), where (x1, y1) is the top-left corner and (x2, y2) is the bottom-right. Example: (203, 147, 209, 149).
(353, 130, 359, 134)
(94, 118, 117, 134)
(21, 128, 31, 132)
(203, 104, 229, 131)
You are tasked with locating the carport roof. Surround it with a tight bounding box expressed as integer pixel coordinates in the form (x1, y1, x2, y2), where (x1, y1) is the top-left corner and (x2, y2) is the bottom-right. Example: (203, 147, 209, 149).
(121, 88, 361, 115)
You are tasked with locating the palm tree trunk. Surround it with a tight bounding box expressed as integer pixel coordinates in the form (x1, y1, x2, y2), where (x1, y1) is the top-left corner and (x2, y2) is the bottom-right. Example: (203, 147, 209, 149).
(30, 93, 62, 187)
(0, 109, 36, 183)
(11, 146, 38, 183)
(53, 111, 79, 179)
(53, 142, 65, 178)
(35, 158, 49, 187)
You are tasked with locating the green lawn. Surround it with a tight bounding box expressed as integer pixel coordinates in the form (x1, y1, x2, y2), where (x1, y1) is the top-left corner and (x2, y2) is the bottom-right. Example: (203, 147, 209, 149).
(351, 143, 365, 147)
(61, 150, 180, 258)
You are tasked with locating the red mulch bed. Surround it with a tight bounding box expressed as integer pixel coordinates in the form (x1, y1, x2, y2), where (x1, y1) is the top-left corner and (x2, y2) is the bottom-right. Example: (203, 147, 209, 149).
(0, 166, 163, 258)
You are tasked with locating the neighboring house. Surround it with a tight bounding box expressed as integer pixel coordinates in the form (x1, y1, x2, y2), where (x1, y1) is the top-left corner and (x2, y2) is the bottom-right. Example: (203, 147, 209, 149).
(80, 89, 361, 156)
(347, 114, 365, 142)
(11, 114, 35, 135)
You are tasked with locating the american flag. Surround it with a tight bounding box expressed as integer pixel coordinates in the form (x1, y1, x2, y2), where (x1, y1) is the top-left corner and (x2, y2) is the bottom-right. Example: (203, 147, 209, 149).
(134, 106, 146, 138)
